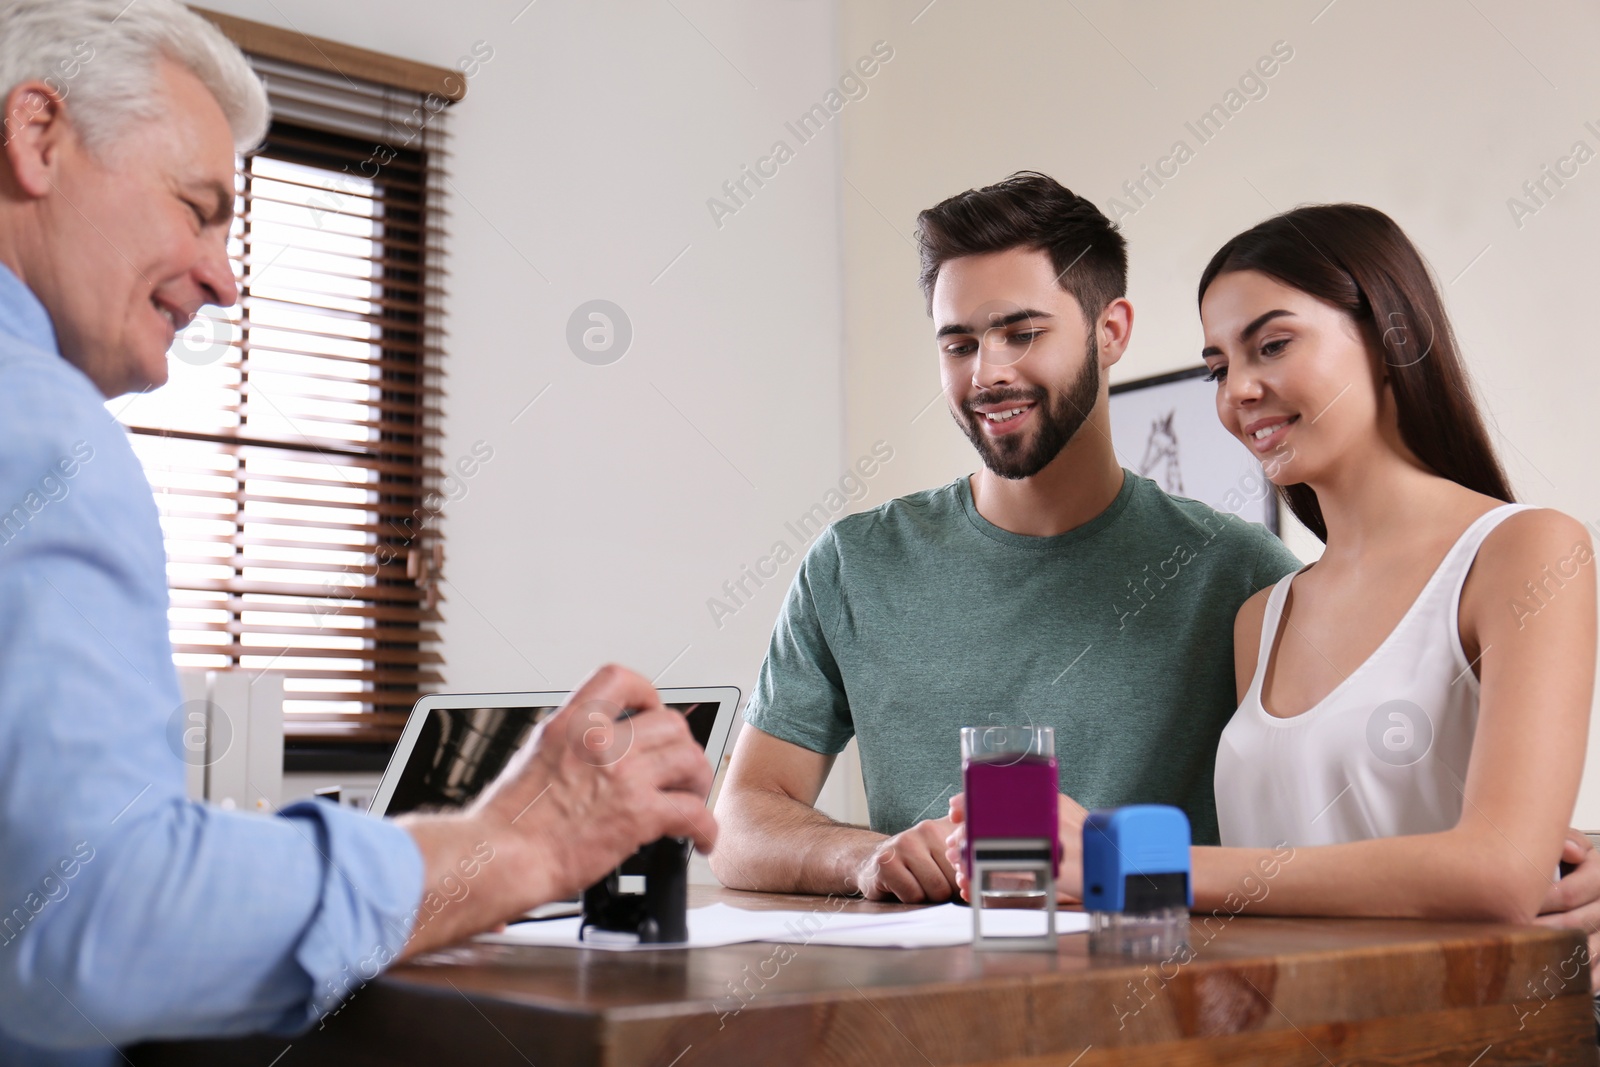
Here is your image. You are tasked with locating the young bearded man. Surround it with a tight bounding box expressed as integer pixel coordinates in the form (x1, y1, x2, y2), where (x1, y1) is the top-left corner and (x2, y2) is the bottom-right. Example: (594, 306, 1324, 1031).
(711, 171, 1300, 902)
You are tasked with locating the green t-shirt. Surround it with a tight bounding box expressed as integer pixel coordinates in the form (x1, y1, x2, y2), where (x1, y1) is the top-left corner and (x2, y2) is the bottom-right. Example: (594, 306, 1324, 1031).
(744, 470, 1301, 846)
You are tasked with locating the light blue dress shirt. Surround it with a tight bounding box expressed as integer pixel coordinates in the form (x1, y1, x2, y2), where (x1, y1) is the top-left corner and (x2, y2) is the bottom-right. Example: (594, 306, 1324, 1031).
(0, 263, 424, 1065)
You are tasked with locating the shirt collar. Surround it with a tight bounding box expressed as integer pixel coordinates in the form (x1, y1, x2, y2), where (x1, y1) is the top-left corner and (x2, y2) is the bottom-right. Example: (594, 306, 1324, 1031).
(0, 259, 61, 356)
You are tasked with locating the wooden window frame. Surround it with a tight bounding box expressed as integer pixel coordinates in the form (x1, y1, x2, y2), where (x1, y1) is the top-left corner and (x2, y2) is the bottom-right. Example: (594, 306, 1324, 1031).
(125, 11, 460, 747)
(192, 7, 468, 103)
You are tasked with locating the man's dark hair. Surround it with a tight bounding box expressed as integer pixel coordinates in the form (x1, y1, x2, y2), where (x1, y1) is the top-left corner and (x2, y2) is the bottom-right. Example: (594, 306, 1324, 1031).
(915, 171, 1128, 321)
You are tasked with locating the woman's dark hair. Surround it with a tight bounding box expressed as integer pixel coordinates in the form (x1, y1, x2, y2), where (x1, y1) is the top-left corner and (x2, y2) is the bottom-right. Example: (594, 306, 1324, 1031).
(916, 171, 1127, 322)
(1198, 204, 1513, 542)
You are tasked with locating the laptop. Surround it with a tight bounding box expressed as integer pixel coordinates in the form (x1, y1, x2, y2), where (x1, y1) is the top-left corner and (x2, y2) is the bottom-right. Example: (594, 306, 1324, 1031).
(370, 687, 741, 819)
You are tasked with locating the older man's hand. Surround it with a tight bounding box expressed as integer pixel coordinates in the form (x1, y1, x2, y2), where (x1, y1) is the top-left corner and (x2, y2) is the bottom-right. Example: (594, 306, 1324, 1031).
(397, 664, 717, 959)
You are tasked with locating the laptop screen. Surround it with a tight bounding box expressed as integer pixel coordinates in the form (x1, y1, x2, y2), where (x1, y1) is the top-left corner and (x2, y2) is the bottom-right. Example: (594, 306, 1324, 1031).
(381, 701, 722, 817)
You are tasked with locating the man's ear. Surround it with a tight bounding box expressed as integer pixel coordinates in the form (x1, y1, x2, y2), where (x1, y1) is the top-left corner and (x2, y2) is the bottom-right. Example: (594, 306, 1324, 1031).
(1097, 297, 1134, 369)
(3, 80, 71, 199)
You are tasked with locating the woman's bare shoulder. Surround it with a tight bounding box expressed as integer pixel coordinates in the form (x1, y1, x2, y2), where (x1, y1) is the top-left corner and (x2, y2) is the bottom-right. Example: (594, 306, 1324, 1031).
(1231, 583, 1279, 700)
(1473, 506, 1592, 575)
(1462, 505, 1594, 631)
(1235, 583, 1275, 636)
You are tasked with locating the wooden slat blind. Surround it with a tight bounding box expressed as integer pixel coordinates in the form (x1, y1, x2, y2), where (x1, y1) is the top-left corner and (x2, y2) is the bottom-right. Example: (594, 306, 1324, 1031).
(114, 54, 450, 743)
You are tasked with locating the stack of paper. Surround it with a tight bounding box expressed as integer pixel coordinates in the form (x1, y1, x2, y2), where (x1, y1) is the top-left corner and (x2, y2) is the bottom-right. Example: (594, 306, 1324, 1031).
(478, 902, 1089, 951)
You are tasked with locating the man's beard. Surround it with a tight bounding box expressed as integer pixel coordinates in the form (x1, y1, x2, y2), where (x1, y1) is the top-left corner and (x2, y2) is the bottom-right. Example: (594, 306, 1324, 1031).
(954, 333, 1101, 481)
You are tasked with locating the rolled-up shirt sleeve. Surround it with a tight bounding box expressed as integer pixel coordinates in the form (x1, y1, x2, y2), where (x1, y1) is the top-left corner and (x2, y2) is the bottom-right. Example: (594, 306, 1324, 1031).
(0, 350, 423, 1052)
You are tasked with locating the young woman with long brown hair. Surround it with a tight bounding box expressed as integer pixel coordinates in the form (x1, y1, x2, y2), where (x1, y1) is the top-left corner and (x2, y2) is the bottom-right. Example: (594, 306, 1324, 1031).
(1188, 203, 1593, 920)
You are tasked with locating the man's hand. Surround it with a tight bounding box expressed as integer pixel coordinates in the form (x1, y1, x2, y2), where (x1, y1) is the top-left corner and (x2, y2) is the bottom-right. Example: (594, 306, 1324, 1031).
(397, 664, 717, 959)
(472, 664, 717, 900)
(1535, 828, 1600, 982)
(849, 817, 960, 903)
(945, 792, 1089, 902)
(1052, 792, 1088, 899)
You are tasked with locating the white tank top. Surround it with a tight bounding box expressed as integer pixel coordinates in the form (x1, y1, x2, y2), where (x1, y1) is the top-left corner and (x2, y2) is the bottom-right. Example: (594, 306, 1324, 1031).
(1215, 504, 1532, 848)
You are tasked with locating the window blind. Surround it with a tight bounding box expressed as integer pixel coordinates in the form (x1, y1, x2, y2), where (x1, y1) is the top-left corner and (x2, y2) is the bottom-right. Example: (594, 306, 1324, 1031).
(115, 55, 450, 743)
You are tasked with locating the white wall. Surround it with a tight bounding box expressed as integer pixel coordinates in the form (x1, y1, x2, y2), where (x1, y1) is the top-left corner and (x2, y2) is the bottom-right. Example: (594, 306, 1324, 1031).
(199, 0, 866, 825)
(837, 0, 1600, 826)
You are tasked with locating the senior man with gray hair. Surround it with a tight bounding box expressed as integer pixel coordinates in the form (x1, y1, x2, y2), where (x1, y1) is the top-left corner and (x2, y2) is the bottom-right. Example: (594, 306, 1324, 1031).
(0, 3, 716, 1062)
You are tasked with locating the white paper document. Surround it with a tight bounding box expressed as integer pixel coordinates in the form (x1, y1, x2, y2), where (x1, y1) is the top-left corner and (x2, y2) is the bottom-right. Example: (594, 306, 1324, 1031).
(478, 901, 1089, 951)
(786, 903, 1090, 948)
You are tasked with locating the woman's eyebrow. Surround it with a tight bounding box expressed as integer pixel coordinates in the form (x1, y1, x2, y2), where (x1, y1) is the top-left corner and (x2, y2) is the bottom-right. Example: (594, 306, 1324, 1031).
(1201, 309, 1296, 358)
(1239, 308, 1295, 343)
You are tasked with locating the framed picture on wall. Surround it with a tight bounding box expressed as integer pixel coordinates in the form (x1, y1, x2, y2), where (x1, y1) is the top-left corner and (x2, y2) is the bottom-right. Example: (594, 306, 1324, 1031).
(1108, 366, 1279, 536)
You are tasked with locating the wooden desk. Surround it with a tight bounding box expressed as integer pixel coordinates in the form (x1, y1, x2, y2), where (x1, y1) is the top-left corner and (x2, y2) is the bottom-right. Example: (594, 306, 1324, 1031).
(133, 885, 1597, 1066)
